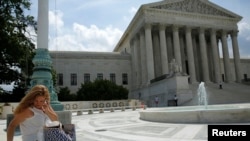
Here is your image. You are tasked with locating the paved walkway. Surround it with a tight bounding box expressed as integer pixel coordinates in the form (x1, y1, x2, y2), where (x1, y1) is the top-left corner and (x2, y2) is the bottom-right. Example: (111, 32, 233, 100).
(1, 83, 249, 141)
(1, 108, 209, 141)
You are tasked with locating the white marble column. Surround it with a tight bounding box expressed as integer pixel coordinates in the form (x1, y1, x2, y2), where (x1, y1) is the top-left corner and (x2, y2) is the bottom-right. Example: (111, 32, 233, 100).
(130, 39, 137, 89)
(159, 24, 169, 74)
(135, 35, 141, 86)
(192, 36, 200, 81)
(153, 32, 162, 77)
(210, 29, 221, 83)
(180, 35, 187, 74)
(37, 0, 49, 49)
(185, 27, 196, 83)
(221, 30, 232, 82)
(199, 28, 210, 82)
(145, 23, 155, 83)
(230, 31, 242, 83)
(140, 30, 147, 86)
(166, 33, 173, 62)
(172, 26, 182, 72)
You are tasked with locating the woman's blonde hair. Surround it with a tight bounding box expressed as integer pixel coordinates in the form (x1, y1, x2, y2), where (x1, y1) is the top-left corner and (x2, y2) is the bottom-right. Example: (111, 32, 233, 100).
(14, 85, 50, 114)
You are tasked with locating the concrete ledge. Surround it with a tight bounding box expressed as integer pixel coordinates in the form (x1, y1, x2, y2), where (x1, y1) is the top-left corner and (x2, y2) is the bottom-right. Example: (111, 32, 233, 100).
(140, 103, 250, 123)
(56, 111, 72, 124)
(88, 110, 93, 114)
(77, 111, 82, 115)
(99, 109, 104, 113)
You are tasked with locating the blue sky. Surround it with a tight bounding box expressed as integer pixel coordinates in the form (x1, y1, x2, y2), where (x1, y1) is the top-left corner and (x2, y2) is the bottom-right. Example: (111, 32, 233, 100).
(28, 0, 250, 58)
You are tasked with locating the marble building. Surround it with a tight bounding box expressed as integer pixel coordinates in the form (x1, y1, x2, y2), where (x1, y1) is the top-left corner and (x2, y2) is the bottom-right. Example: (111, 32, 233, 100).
(114, 0, 242, 86)
(50, 0, 250, 106)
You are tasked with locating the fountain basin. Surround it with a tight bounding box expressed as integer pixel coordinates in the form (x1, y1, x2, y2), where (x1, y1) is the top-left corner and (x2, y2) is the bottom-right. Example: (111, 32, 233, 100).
(139, 103, 250, 123)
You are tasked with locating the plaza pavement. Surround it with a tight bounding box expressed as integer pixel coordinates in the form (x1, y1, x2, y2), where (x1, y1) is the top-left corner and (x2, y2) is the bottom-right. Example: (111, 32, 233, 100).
(1, 83, 250, 141)
(1, 108, 209, 141)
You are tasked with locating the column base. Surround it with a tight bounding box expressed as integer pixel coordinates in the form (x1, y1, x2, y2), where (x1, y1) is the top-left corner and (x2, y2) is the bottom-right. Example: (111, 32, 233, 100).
(51, 102, 64, 111)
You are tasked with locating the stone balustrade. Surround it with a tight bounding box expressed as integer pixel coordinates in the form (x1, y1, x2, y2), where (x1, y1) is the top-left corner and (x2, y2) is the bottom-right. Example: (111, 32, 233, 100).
(0, 99, 144, 119)
(62, 99, 146, 116)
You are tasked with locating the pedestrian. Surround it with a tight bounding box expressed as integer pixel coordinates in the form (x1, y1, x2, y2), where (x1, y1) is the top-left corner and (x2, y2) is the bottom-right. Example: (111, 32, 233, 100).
(174, 95, 178, 106)
(219, 81, 223, 89)
(154, 96, 159, 107)
(7, 85, 58, 141)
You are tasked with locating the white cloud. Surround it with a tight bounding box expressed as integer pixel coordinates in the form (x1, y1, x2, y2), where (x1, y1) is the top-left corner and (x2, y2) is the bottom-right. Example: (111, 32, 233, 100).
(25, 25, 37, 46)
(49, 10, 64, 33)
(238, 21, 250, 41)
(48, 10, 123, 52)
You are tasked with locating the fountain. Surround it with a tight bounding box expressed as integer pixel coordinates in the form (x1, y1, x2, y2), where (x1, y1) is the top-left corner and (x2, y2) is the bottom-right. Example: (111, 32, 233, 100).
(139, 82, 250, 123)
(197, 82, 208, 108)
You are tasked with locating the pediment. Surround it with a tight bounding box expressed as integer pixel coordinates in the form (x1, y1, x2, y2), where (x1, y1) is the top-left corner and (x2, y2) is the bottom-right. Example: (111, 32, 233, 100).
(145, 0, 242, 19)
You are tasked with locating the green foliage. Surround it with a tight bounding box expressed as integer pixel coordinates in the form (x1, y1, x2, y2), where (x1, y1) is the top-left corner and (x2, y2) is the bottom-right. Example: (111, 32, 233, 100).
(0, 84, 27, 102)
(77, 79, 128, 101)
(57, 87, 76, 101)
(51, 68, 57, 87)
(11, 85, 27, 102)
(0, 0, 36, 84)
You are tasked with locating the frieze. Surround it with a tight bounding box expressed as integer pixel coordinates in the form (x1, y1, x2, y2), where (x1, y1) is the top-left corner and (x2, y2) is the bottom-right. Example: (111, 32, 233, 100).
(151, 0, 234, 18)
(144, 9, 238, 28)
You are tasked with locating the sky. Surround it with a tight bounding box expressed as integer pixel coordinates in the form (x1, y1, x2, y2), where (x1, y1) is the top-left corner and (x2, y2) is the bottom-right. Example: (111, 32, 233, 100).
(27, 0, 250, 58)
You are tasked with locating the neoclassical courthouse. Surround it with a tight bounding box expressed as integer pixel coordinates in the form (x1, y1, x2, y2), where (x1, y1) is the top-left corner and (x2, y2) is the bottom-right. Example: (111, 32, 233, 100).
(50, 0, 250, 106)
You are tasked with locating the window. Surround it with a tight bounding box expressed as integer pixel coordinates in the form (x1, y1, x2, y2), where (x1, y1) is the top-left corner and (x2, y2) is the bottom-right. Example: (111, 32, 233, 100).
(57, 73, 63, 86)
(110, 73, 116, 83)
(84, 73, 90, 83)
(122, 73, 128, 85)
(97, 73, 103, 80)
(71, 73, 77, 85)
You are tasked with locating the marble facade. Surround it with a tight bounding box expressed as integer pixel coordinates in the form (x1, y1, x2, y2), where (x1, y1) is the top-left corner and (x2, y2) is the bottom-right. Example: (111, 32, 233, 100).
(114, 0, 243, 89)
(50, 0, 250, 106)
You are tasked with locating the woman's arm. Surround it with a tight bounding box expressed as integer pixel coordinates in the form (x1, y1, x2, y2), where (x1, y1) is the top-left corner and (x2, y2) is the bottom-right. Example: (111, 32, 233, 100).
(7, 118, 17, 141)
(7, 109, 32, 141)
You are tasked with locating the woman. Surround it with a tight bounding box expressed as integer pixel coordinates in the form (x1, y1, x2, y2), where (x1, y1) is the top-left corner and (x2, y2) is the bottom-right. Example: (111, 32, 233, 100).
(7, 85, 58, 141)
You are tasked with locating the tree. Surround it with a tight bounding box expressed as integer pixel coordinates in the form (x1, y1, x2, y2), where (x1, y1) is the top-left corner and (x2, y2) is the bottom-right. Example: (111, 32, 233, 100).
(51, 67, 57, 88)
(0, 0, 36, 85)
(57, 87, 76, 101)
(77, 79, 128, 101)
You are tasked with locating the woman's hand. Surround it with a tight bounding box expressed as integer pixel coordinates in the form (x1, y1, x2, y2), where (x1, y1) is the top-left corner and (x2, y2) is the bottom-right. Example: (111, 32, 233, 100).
(42, 100, 49, 113)
(42, 101, 58, 121)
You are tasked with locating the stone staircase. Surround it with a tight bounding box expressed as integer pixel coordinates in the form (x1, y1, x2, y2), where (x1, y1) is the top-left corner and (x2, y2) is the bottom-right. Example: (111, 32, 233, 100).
(181, 82, 250, 106)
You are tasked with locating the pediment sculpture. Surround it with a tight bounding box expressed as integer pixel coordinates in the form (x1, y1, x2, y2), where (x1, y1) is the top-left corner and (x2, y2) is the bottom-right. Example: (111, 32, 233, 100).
(151, 0, 235, 18)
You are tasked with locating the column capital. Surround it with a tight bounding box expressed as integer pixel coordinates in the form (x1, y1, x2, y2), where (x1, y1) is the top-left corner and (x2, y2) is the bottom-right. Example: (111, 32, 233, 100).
(220, 30, 229, 36)
(144, 23, 152, 29)
(209, 28, 217, 34)
(172, 25, 179, 32)
(159, 24, 166, 30)
(199, 27, 205, 34)
(185, 26, 192, 33)
(139, 29, 145, 35)
(230, 30, 239, 37)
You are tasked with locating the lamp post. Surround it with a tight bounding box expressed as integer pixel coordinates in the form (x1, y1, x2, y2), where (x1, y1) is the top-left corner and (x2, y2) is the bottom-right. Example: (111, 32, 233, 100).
(30, 0, 63, 111)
